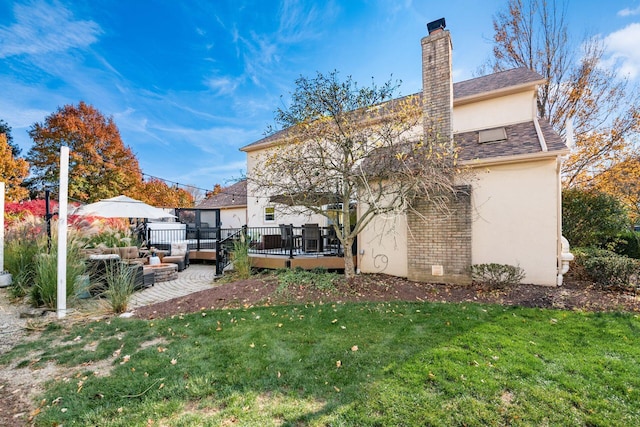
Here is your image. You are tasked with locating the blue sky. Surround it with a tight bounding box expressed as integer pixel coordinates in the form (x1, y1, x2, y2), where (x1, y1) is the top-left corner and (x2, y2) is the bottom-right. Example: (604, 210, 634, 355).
(1, 0, 639, 193)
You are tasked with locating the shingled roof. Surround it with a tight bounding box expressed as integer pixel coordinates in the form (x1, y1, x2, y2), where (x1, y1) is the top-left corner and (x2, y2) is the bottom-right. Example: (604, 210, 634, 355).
(455, 118, 567, 162)
(453, 67, 544, 101)
(241, 67, 566, 162)
(196, 179, 247, 209)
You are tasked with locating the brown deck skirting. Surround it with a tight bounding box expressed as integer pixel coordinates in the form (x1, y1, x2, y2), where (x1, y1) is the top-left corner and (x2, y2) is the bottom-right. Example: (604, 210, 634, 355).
(249, 254, 356, 271)
(189, 250, 217, 261)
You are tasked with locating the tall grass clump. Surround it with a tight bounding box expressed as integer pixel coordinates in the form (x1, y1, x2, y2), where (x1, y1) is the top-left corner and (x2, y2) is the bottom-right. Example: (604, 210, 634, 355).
(5, 235, 40, 298)
(4, 214, 46, 298)
(78, 228, 133, 249)
(102, 262, 138, 313)
(31, 234, 86, 309)
(231, 236, 252, 279)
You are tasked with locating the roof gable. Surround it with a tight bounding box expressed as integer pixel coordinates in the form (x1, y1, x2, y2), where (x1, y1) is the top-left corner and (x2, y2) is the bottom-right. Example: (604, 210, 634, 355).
(196, 179, 247, 209)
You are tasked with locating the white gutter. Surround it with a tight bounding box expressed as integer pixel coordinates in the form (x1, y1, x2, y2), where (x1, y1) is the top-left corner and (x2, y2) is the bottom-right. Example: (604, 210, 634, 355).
(460, 149, 568, 168)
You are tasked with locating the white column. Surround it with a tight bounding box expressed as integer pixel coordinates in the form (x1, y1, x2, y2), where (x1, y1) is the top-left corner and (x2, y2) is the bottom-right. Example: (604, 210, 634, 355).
(57, 147, 69, 319)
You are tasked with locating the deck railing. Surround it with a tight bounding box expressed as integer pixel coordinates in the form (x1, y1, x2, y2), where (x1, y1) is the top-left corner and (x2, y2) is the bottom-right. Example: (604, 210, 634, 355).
(144, 223, 346, 275)
(239, 225, 344, 258)
(146, 226, 219, 251)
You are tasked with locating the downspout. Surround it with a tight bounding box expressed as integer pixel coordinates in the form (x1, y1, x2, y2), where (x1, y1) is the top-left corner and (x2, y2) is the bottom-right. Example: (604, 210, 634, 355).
(556, 157, 564, 285)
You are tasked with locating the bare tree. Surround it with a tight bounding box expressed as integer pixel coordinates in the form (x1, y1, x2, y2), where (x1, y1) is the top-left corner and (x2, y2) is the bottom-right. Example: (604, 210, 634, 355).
(249, 71, 459, 279)
(489, 0, 640, 187)
(182, 184, 205, 205)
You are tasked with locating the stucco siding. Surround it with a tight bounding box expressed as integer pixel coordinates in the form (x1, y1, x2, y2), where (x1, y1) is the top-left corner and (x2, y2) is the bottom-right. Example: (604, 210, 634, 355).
(357, 205, 408, 277)
(470, 159, 559, 285)
(453, 91, 535, 133)
(358, 158, 560, 285)
(220, 207, 246, 229)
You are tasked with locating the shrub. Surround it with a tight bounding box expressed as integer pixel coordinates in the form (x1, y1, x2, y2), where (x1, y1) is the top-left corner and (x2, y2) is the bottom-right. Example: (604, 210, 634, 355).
(582, 256, 640, 289)
(470, 263, 526, 288)
(4, 199, 54, 229)
(606, 230, 640, 259)
(569, 247, 616, 281)
(276, 267, 340, 293)
(572, 248, 640, 289)
(563, 188, 629, 248)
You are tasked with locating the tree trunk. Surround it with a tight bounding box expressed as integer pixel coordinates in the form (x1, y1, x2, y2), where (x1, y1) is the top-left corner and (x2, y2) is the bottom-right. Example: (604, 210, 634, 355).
(343, 237, 356, 280)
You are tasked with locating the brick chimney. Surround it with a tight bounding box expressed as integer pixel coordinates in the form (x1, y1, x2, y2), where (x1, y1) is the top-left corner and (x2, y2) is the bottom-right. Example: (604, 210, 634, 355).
(407, 18, 472, 286)
(421, 17, 453, 143)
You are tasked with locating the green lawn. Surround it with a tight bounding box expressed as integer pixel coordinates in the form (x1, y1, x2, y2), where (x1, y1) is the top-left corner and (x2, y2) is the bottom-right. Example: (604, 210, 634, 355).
(3, 301, 640, 426)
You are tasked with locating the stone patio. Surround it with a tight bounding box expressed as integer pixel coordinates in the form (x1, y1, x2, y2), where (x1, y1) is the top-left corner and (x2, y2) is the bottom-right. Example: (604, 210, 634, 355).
(129, 263, 217, 309)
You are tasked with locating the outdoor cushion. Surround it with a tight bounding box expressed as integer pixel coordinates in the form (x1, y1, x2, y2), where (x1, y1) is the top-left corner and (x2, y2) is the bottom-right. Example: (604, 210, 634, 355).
(260, 234, 281, 250)
(170, 241, 188, 257)
(164, 241, 189, 271)
(88, 254, 121, 260)
(117, 246, 140, 259)
(100, 247, 120, 255)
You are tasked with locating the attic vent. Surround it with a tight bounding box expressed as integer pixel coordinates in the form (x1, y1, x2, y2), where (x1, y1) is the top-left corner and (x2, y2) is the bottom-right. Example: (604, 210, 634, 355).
(478, 127, 507, 143)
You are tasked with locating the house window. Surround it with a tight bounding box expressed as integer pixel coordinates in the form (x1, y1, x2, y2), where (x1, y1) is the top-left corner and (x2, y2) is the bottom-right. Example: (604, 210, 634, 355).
(478, 127, 507, 143)
(264, 206, 275, 222)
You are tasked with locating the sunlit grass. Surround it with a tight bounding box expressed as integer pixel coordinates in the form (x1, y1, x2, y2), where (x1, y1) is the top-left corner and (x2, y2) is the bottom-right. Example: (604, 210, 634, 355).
(3, 302, 639, 426)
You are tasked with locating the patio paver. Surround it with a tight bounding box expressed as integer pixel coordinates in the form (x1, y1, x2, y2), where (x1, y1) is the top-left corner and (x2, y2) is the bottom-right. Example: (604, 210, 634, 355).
(129, 263, 217, 309)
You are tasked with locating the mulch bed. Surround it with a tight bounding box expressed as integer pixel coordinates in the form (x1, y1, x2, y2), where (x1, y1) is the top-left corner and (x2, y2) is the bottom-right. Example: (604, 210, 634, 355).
(132, 273, 640, 319)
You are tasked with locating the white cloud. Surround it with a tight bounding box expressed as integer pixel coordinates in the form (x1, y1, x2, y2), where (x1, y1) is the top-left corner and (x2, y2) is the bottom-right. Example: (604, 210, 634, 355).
(204, 76, 241, 95)
(618, 6, 640, 16)
(0, 1, 102, 58)
(176, 160, 247, 190)
(148, 124, 259, 153)
(603, 23, 640, 80)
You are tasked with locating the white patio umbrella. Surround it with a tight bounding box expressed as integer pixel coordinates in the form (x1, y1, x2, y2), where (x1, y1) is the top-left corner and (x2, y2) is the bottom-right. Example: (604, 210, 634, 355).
(71, 195, 176, 219)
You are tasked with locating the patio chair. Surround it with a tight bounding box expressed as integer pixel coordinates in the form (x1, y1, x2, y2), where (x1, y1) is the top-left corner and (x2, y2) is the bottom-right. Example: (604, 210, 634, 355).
(162, 240, 189, 272)
(302, 223, 323, 252)
(325, 226, 340, 251)
(279, 224, 301, 251)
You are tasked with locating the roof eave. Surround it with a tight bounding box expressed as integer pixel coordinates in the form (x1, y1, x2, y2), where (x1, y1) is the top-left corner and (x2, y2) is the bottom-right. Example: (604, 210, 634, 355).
(460, 148, 569, 167)
(241, 138, 288, 153)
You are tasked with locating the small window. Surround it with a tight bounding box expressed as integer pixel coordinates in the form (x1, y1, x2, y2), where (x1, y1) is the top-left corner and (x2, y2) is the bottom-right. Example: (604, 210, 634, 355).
(479, 127, 507, 143)
(264, 206, 275, 222)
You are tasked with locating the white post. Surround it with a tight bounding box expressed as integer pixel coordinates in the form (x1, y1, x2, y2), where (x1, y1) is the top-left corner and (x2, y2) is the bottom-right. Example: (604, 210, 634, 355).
(0, 182, 4, 272)
(57, 147, 69, 319)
